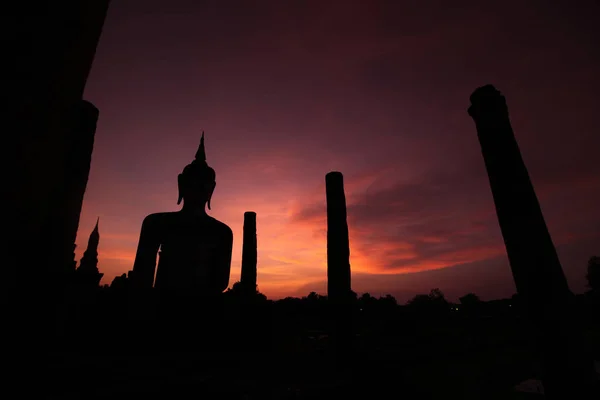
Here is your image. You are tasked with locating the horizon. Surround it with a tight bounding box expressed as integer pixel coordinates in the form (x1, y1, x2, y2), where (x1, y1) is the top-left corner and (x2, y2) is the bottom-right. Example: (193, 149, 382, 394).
(75, 0, 600, 304)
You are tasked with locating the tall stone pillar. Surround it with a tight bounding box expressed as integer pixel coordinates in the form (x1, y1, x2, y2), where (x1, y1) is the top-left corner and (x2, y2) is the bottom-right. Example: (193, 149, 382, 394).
(326, 172, 351, 300)
(7, 2, 110, 289)
(53, 100, 100, 278)
(4, 2, 111, 365)
(468, 85, 595, 399)
(241, 211, 257, 291)
(326, 172, 352, 357)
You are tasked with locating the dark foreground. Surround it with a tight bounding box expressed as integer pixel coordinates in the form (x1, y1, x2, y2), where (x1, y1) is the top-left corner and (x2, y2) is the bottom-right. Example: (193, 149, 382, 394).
(37, 294, 599, 399)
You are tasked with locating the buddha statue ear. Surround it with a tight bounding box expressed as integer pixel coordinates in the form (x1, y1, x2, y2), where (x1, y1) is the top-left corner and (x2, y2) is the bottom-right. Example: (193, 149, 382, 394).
(177, 174, 184, 205)
(207, 181, 216, 210)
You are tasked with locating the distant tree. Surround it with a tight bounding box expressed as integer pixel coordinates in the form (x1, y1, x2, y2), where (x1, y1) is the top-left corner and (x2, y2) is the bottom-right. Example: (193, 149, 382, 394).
(359, 292, 375, 302)
(407, 288, 449, 315)
(226, 281, 267, 301)
(301, 292, 326, 314)
(359, 292, 376, 304)
(379, 294, 398, 307)
(306, 291, 321, 302)
(255, 290, 268, 302)
(407, 294, 431, 307)
(459, 293, 481, 306)
(459, 293, 483, 315)
(429, 288, 445, 301)
(586, 256, 600, 291)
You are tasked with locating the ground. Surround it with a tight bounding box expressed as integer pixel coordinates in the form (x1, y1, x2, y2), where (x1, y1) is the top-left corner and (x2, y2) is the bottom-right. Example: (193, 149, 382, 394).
(42, 319, 594, 399)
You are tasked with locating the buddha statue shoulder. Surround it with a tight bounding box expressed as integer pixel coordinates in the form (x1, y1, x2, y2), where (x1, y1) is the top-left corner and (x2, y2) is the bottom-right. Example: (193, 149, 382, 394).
(131, 133, 233, 295)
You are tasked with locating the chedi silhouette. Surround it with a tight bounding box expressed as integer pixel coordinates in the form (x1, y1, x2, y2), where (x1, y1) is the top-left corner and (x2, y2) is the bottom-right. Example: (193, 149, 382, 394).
(75, 217, 103, 287)
(131, 133, 233, 295)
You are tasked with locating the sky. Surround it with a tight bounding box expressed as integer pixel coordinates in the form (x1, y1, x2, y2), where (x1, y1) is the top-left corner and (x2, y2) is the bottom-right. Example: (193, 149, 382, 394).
(77, 0, 600, 303)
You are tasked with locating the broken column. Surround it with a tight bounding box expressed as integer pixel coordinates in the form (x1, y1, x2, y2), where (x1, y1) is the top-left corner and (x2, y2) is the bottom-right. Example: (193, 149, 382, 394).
(55, 100, 100, 278)
(326, 171, 352, 356)
(468, 85, 594, 399)
(240, 211, 257, 292)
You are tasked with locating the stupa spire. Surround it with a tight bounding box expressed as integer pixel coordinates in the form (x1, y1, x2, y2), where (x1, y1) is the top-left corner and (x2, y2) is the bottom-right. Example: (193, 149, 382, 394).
(75, 217, 103, 287)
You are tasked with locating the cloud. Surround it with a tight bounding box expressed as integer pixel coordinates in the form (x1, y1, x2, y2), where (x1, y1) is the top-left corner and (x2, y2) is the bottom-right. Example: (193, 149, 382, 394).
(82, 0, 600, 298)
(289, 152, 600, 281)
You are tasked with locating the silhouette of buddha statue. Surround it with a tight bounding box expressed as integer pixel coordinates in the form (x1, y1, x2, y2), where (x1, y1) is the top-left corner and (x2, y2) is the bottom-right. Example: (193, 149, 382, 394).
(131, 133, 233, 296)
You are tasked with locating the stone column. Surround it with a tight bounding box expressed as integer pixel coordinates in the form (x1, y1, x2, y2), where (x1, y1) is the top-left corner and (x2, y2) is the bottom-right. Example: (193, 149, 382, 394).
(4, 3, 111, 371)
(8, 2, 111, 288)
(326, 172, 351, 301)
(55, 100, 100, 278)
(241, 211, 257, 292)
(326, 171, 352, 357)
(468, 84, 595, 399)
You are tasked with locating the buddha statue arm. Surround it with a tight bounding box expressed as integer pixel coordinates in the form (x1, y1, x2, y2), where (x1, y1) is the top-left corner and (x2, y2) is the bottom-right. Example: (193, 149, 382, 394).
(132, 215, 161, 289)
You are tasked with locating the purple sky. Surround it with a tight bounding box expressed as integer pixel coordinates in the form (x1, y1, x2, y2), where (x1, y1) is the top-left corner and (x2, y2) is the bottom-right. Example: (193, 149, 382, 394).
(77, 0, 600, 302)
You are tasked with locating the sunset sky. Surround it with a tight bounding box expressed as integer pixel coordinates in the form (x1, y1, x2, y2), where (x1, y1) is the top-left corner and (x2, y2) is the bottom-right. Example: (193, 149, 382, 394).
(77, 0, 600, 303)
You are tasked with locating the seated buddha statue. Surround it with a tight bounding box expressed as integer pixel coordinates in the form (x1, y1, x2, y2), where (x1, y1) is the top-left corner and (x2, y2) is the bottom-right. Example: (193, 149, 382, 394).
(131, 133, 233, 297)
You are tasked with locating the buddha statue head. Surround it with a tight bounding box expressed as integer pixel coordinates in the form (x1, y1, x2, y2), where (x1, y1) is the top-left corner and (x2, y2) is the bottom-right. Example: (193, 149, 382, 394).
(177, 132, 216, 210)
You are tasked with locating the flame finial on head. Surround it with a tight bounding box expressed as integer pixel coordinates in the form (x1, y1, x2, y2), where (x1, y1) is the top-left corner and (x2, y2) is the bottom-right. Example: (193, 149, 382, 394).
(195, 131, 206, 163)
